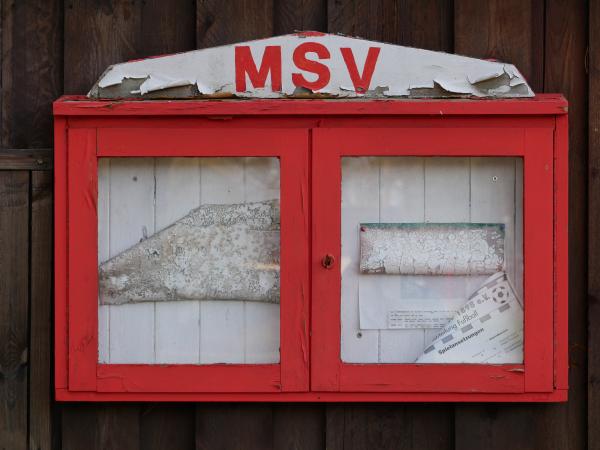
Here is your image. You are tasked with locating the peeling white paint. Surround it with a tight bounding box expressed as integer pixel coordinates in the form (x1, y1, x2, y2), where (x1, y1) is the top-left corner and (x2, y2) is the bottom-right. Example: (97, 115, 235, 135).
(359, 223, 505, 275)
(89, 32, 534, 99)
(99, 200, 280, 305)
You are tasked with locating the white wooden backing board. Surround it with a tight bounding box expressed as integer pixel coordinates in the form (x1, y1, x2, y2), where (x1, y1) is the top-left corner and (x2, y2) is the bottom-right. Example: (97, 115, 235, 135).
(341, 157, 523, 363)
(98, 157, 280, 364)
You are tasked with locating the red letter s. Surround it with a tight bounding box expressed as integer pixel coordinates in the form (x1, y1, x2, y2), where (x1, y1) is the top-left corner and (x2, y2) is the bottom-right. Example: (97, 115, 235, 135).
(292, 42, 331, 91)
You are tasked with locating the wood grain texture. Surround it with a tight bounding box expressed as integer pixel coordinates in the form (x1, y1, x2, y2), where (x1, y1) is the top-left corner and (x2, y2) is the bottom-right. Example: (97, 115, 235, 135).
(64, 0, 142, 94)
(545, 1, 588, 450)
(197, 0, 274, 48)
(1, 0, 62, 147)
(140, 0, 196, 56)
(29, 171, 53, 450)
(454, 0, 544, 91)
(590, 1, 600, 447)
(0, 148, 52, 170)
(274, 0, 327, 34)
(328, 0, 452, 51)
(273, 406, 325, 450)
(140, 404, 195, 450)
(326, 406, 453, 450)
(0, 171, 29, 450)
(62, 405, 140, 450)
(196, 405, 273, 450)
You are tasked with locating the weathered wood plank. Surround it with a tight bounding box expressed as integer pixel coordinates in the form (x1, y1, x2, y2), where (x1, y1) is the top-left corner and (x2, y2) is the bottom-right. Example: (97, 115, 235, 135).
(328, 0, 452, 51)
(273, 406, 325, 450)
(0, 171, 29, 450)
(325, 406, 453, 450)
(1, 0, 62, 147)
(274, 0, 327, 34)
(196, 405, 273, 450)
(590, 1, 600, 448)
(64, 0, 142, 94)
(0, 148, 52, 170)
(62, 405, 140, 450)
(140, 0, 196, 56)
(454, 0, 544, 91)
(197, 0, 274, 48)
(140, 404, 195, 450)
(545, 1, 588, 449)
(29, 171, 53, 450)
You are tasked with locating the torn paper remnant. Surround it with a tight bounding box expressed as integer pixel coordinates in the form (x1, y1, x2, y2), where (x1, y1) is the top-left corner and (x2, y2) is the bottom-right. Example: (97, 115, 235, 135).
(359, 223, 505, 275)
(99, 200, 280, 305)
(416, 272, 523, 364)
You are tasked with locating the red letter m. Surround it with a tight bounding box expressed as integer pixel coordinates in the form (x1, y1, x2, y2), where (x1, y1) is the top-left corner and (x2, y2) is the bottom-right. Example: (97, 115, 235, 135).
(235, 46, 282, 92)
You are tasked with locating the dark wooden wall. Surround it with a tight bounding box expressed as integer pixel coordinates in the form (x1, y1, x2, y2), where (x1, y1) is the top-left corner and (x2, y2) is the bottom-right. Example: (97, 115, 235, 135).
(0, 0, 593, 449)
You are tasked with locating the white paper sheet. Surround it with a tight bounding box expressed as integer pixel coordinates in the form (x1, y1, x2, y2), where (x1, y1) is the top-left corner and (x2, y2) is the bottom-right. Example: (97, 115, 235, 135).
(416, 272, 523, 364)
(358, 274, 486, 329)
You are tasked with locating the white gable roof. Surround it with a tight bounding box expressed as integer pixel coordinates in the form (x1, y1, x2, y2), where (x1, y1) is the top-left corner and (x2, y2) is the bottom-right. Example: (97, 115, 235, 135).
(89, 32, 533, 99)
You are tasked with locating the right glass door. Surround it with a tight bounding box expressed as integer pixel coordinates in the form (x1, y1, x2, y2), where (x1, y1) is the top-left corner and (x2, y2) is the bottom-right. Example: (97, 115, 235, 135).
(311, 125, 554, 394)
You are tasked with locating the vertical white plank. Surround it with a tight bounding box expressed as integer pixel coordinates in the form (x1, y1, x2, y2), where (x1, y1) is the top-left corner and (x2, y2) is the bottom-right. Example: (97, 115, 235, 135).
(154, 158, 201, 363)
(244, 157, 280, 202)
(341, 157, 379, 363)
(470, 156, 517, 281)
(244, 303, 280, 363)
(377, 157, 427, 363)
(423, 157, 471, 346)
(155, 301, 200, 363)
(199, 158, 246, 363)
(515, 158, 524, 301)
(200, 157, 245, 204)
(97, 159, 110, 363)
(200, 302, 245, 363)
(155, 157, 201, 230)
(109, 303, 155, 363)
(98, 306, 110, 363)
(244, 157, 281, 363)
(425, 158, 470, 222)
(108, 158, 156, 363)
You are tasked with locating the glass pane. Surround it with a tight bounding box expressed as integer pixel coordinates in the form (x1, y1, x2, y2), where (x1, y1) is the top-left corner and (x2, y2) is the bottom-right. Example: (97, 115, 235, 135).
(98, 157, 280, 364)
(341, 157, 523, 364)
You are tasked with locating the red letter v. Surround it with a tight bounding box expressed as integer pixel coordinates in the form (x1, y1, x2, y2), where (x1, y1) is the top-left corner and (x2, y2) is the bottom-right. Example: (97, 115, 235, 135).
(340, 47, 380, 94)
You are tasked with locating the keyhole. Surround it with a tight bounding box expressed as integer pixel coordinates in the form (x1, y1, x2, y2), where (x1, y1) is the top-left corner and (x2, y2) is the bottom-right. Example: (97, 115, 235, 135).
(322, 254, 335, 269)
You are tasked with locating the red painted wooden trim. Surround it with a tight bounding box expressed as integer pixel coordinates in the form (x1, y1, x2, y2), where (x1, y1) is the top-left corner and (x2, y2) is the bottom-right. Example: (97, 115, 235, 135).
(54, 94, 568, 117)
(311, 126, 553, 394)
(323, 127, 526, 156)
(54, 117, 68, 390)
(555, 115, 569, 390)
(279, 144, 311, 391)
(97, 365, 281, 393)
(97, 128, 301, 157)
(523, 128, 555, 392)
(67, 129, 98, 391)
(68, 116, 554, 131)
(338, 364, 524, 393)
(55, 388, 568, 403)
(311, 138, 341, 391)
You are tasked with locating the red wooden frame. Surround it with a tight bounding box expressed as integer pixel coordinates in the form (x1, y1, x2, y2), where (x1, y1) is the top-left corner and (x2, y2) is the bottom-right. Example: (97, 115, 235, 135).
(54, 94, 568, 402)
